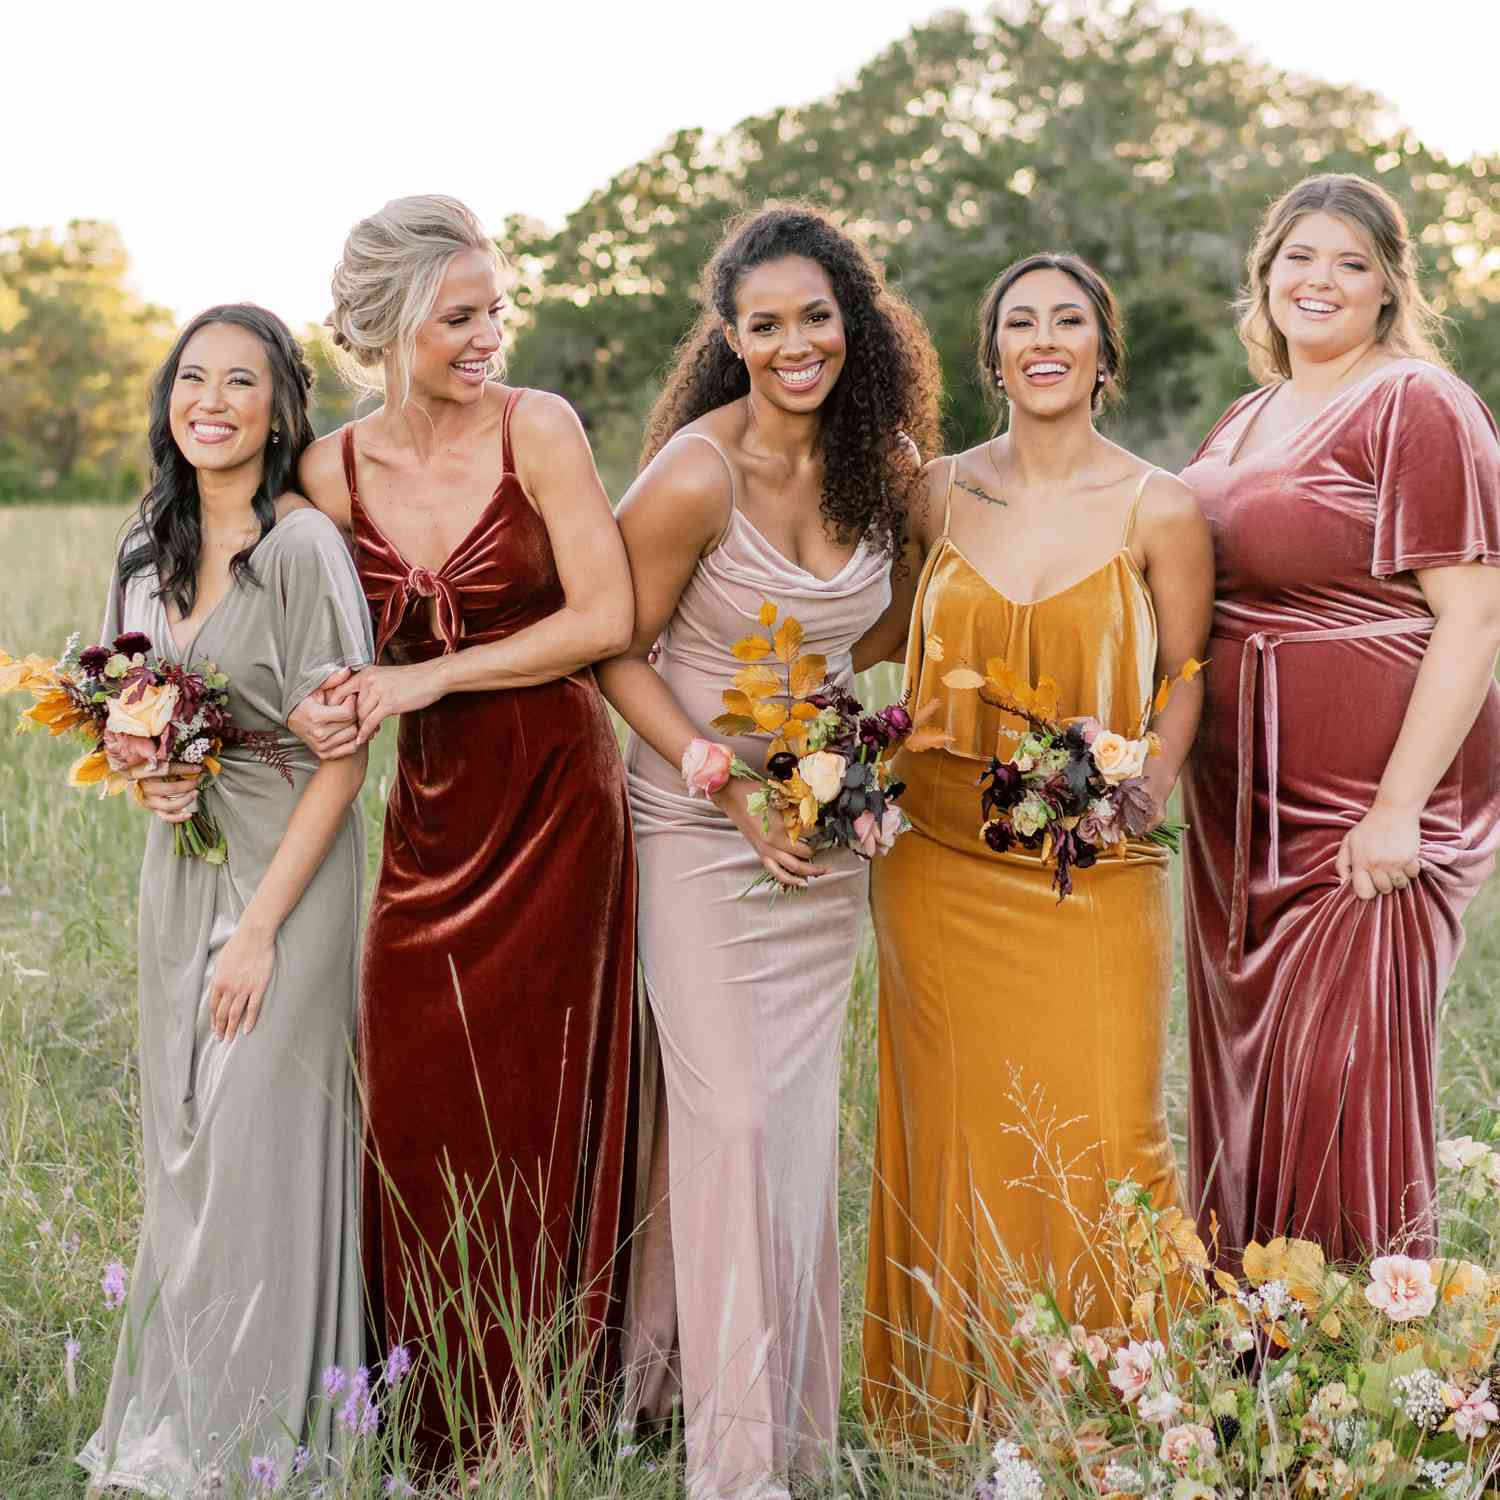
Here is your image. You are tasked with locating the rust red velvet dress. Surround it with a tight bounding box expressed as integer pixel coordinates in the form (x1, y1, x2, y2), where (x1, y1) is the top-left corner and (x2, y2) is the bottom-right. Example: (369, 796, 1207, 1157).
(1181, 360, 1500, 1263)
(342, 389, 636, 1455)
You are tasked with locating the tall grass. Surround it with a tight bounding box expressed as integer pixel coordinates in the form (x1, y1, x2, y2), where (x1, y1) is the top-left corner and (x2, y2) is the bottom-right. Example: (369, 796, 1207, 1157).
(1, 504, 1497, 1497)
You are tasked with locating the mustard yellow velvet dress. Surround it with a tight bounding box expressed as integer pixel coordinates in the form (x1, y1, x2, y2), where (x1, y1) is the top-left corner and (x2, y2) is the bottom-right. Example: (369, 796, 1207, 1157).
(862, 463, 1181, 1443)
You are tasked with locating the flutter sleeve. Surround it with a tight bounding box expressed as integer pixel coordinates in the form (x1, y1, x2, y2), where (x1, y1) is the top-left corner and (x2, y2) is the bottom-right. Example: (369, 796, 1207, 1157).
(1371, 366, 1500, 579)
(273, 509, 375, 724)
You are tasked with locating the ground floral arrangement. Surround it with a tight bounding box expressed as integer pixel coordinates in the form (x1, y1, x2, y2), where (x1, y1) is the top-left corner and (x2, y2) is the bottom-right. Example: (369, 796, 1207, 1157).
(973, 1131, 1500, 1500)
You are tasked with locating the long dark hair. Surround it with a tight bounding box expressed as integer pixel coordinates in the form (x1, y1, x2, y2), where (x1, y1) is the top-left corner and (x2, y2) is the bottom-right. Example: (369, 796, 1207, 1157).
(642, 204, 941, 559)
(120, 304, 315, 614)
(976, 252, 1126, 420)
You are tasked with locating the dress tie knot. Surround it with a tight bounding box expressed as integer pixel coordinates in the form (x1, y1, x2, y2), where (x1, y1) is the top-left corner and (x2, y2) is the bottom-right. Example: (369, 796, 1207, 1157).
(408, 567, 439, 599)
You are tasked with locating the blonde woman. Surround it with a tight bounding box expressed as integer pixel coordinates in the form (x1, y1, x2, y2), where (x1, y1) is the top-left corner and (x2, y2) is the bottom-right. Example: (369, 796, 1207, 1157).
(1182, 173, 1500, 1263)
(293, 196, 638, 1461)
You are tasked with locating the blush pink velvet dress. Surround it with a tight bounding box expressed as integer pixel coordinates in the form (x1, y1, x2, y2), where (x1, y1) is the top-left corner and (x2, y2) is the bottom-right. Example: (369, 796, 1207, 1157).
(1180, 359, 1500, 1263)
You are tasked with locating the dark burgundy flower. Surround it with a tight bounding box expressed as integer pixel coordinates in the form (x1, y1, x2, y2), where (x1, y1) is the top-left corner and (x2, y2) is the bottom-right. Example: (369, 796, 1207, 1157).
(112, 631, 152, 658)
(878, 704, 912, 739)
(981, 818, 1013, 854)
(766, 751, 799, 781)
(78, 645, 112, 674)
(1117, 779, 1161, 837)
(979, 759, 1025, 817)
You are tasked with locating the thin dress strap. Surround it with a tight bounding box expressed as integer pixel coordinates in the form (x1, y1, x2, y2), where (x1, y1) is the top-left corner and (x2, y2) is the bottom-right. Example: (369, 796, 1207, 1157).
(340, 425, 359, 501)
(1122, 467, 1156, 551)
(501, 388, 524, 475)
(941, 457, 957, 539)
(667, 431, 739, 507)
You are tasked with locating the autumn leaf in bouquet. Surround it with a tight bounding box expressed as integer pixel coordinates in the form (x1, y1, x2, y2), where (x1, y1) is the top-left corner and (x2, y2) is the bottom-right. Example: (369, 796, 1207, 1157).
(710, 599, 945, 898)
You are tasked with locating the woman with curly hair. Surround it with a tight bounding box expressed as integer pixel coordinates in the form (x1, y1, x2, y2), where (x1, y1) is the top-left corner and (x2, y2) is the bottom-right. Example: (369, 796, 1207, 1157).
(598, 203, 939, 1500)
(859, 255, 1211, 1445)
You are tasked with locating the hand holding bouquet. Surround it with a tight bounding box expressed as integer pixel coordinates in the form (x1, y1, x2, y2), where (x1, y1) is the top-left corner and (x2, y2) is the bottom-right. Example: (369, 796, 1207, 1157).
(698, 600, 944, 896)
(0, 632, 291, 862)
(938, 655, 1204, 899)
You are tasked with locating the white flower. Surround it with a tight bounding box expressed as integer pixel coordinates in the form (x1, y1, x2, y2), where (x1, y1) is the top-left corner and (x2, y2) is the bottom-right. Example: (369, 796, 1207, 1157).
(797, 750, 847, 805)
(985, 1438, 1045, 1500)
(1140, 1389, 1184, 1425)
(1438, 1135, 1490, 1171)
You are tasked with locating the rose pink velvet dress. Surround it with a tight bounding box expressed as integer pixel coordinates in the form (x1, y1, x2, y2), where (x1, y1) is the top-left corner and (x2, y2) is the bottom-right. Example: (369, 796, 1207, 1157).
(1180, 359, 1500, 1263)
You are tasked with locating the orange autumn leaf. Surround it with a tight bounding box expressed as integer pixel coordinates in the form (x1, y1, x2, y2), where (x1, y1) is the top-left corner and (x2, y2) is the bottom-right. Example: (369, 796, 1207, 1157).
(789, 702, 819, 721)
(0, 651, 60, 695)
(940, 666, 987, 691)
(780, 719, 810, 752)
(721, 689, 754, 716)
(1182, 656, 1206, 681)
(904, 725, 955, 753)
(925, 633, 945, 663)
(731, 635, 773, 662)
(752, 700, 789, 733)
(67, 749, 111, 788)
(757, 600, 778, 627)
(773, 616, 804, 662)
(711, 713, 757, 736)
(201, 755, 223, 777)
(788, 654, 828, 699)
(1030, 675, 1060, 720)
(731, 665, 781, 699)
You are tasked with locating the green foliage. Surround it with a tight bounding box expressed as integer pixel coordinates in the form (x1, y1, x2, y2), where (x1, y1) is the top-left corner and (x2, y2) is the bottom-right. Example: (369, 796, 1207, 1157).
(501, 0, 1500, 482)
(0, 223, 174, 504)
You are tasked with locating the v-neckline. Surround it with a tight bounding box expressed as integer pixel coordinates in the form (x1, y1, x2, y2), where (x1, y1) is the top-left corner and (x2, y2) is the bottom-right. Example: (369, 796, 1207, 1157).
(351, 484, 507, 581)
(944, 535, 1143, 609)
(159, 522, 279, 661)
(1224, 359, 1409, 469)
(727, 507, 863, 587)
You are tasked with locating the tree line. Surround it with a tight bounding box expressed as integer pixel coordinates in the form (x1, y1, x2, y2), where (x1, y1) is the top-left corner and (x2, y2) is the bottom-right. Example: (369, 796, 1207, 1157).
(4, 0, 1499, 504)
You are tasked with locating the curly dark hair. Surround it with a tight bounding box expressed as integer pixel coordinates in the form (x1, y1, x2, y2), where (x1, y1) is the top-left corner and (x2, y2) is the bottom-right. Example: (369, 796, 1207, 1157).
(119, 304, 316, 615)
(642, 203, 941, 558)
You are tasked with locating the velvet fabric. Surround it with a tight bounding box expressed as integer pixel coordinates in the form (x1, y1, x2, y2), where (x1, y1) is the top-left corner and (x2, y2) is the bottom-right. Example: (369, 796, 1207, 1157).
(863, 464, 1181, 1445)
(343, 391, 637, 1458)
(1181, 359, 1500, 1265)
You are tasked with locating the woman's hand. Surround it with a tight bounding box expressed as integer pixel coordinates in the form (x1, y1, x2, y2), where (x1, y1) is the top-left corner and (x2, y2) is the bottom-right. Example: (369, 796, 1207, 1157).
(210, 919, 276, 1042)
(710, 776, 827, 889)
(328, 662, 445, 747)
(129, 762, 203, 824)
(1336, 802, 1423, 900)
(288, 667, 361, 759)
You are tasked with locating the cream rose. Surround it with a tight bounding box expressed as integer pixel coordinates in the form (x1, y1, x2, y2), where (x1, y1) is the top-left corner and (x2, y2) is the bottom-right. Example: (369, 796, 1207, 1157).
(797, 751, 847, 805)
(105, 680, 179, 740)
(1092, 729, 1151, 785)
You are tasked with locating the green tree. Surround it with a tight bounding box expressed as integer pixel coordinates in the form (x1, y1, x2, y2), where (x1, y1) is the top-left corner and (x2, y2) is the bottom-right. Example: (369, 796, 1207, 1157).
(501, 0, 1500, 483)
(0, 221, 175, 502)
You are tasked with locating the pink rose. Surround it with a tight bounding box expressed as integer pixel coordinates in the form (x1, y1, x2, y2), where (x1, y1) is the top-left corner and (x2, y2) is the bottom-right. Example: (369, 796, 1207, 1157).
(1160, 1422, 1216, 1469)
(1107, 1338, 1164, 1403)
(1365, 1255, 1437, 1322)
(681, 738, 732, 797)
(1447, 1381, 1499, 1440)
(103, 730, 164, 774)
(1075, 716, 1104, 745)
(852, 810, 881, 859)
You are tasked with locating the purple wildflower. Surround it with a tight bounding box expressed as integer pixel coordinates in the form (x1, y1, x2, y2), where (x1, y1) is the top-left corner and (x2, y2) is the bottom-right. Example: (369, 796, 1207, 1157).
(291, 1446, 311, 1476)
(38, 1217, 53, 1237)
(383, 1476, 416, 1497)
(358, 1398, 381, 1437)
(101, 1260, 127, 1310)
(383, 1343, 412, 1386)
(65, 1337, 81, 1361)
(248, 1454, 278, 1491)
(320, 1365, 347, 1399)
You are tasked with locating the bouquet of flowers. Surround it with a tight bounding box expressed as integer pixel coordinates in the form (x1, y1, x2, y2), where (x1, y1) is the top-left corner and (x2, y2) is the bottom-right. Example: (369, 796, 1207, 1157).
(0, 631, 290, 862)
(938, 655, 1204, 900)
(702, 600, 944, 895)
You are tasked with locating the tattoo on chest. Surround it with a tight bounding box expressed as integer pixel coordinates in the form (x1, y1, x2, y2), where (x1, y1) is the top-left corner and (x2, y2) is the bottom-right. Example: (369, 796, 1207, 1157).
(955, 477, 1007, 507)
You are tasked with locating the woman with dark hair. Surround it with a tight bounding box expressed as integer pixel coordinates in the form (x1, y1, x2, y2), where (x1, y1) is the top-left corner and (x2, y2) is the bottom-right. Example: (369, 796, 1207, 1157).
(1183, 174, 1500, 1263)
(598, 203, 940, 1500)
(81, 305, 371, 1496)
(859, 254, 1212, 1443)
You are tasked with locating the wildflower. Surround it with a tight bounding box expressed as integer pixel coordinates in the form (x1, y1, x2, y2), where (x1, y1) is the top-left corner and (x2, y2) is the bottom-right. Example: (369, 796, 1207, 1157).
(64, 1337, 81, 1399)
(383, 1477, 416, 1497)
(1046, 1338, 1079, 1382)
(63, 1230, 81, 1255)
(1311, 1381, 1360, 1418)
(1365, 1255, 1437, 1322)
(1260, 1441, 1293, 1475)
(383, 1343, 412, 1386)
(1170, 1482, 1218, 1500)
(291, 1446, 311, 1476)
(1101, 1461, 1146, 1493)
(980, 1439, 1045, 1500)
(38, 1217, 53, 1237)
(101, 1261, 127, 1310)
(358, 1399, 381, 1437)
(248, 1455, 278, 1491)
(1139, 1389, 1184, 1425)
(1160, 1422, 1217, 1470)
(1108, 1338, 1165, 1402)
(320, 1365, 347, 1399)
(1445, 1378, 1498, 1440)
(1437, 1136, 1491, 1170)
(1392, 1366, 1448, 1429)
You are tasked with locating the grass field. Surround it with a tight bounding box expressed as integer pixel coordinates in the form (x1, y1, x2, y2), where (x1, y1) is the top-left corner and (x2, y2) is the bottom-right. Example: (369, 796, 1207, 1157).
(2, 504, 1498, 1498)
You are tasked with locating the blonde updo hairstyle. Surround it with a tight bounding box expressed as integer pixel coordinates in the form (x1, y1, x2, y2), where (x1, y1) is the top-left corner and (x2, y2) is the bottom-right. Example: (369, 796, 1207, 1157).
(1237, 173, 1449, 385)
(326, 194, 506, 406)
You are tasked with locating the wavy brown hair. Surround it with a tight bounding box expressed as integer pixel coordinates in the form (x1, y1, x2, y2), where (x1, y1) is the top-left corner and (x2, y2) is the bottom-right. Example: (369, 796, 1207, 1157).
(1237, 173, 1449, 384)
(642, 203, 941, 558)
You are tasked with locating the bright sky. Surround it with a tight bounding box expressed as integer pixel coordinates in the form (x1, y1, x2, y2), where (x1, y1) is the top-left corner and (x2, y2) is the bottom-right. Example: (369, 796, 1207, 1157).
(7, 0, 1499, 329)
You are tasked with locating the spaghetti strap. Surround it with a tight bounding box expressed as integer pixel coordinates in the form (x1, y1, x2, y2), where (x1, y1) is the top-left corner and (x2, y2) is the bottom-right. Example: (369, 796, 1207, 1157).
(1122, 467, 1155, 551)
(340, 425, 358, 501)
(941, 457, 957, 539)
(501, 388, 524, 476)
(668, 431, 738, 507)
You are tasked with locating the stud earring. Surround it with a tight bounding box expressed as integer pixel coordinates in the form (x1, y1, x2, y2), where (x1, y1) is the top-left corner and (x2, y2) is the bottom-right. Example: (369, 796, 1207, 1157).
(271, 429, 281, 446)
(994, 370, 1005, 392)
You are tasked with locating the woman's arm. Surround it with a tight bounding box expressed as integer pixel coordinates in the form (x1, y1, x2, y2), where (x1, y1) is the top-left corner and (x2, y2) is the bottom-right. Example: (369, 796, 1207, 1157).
(1138, 472, 1214, 813)
(850, 457, 941, 673)
(210, 748, 368, 1041)
(333, 392, 634, 746)
(595, 443, 825, 888)
(1337, 562, 1500, 898)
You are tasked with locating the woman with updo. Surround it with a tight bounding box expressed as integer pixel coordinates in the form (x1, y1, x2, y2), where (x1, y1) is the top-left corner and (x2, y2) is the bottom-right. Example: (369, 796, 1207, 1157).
(859, 254, 1212, 1444)
(1182, 173, 1500, 1264)
(294, 195, 638, 1463)
(598, 203, 940, 1500)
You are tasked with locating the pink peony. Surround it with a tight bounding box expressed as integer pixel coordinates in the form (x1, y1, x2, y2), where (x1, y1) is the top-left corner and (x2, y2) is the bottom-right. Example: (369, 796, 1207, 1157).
(1107, 1338, 1164, 1403)
(103, 730, 164, 774)
(680, 738, 732, 797)
(1365, 1255, 1437, 1322)
(1160, 1422, 1217, 1469)
(1447, 1381, 1499, 1440)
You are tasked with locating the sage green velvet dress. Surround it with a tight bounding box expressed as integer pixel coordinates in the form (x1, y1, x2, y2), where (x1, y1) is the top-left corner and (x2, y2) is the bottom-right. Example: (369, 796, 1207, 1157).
(80, 508, 372, 1497)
